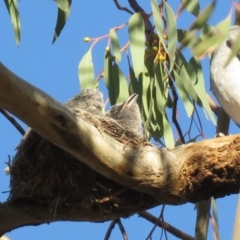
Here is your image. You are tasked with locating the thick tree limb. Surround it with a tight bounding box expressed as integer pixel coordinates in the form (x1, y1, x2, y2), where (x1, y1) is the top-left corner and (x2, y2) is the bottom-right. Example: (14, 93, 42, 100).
(1, 62, 240, 204)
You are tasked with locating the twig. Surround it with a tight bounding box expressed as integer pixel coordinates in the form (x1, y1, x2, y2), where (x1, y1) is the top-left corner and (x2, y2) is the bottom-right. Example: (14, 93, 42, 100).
(0, 108, 25, 135)
(146, 205, 166, 240)
(113, 0, 134, 14)
(104, 219, 118, 240)
(169, 78, 185, 144)
(139, 211, 194, 240)
(117, 218, 128, 240)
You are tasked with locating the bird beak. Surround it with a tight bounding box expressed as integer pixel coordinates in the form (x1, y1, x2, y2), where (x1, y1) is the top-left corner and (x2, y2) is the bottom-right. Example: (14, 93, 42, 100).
(123, 93, 139, 108)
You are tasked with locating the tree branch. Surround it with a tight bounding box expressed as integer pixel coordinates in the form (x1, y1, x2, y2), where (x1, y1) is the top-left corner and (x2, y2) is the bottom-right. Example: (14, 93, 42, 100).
(112, 0, 134, 14)
(0, 108, 25, 135)
(0, 62, 240, 204)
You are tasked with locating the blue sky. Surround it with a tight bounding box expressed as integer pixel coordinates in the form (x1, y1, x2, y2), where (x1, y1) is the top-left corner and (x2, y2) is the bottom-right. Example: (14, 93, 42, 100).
(0, 0, 239, 239)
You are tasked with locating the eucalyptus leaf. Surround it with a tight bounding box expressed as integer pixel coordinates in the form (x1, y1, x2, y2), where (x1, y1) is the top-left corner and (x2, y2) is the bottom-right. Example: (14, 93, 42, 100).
(192, 16, 231, 58)
(4, 0, 21, 45)
(110, 29, 121, 63)
(180, 0, 200, 17)
(111, 63, 129, 103)
(78, 50, 95, 90)
(188, 57, 216, 125)
(172, 70, 194, 117)
(55, 0, 71, 12)
(190, 1, 216, 31)
(164, 2, 177, 71)
(151, 0, 168, 54)
(52, 2, 71, 43)
(128, 13, 145, 78)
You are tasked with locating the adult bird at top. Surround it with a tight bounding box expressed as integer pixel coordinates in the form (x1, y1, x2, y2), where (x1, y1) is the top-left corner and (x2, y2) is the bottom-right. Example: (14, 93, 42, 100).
(210, 25, 240, 127)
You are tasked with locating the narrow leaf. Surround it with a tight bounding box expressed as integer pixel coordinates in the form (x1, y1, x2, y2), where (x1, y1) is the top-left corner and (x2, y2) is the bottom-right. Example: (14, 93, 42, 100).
(190, 1, 216, 31)
(4, 0, 21, 45)
(192, 16, 231, 58)
(172, 70, 194, 117)
(151, 0, 168, 53)
(52, 0, 72, 43)
(188, 57, 216, 125)
(154, 63, 166, 115)
(175, 52, 199, 102)
(180, 0, 200, 16)
(164, 2, 177, 71)
(103, 50, 115, 105)
(111, 63, 129, 103)
(78, 50, 95, 90)
(127, 57, 139, 94)
(177, 29, 201, 49)
(211, 198, 220, 240)
(110, 29, 121, 63)
(162, 114, 174, 148)
(128, 13, 145, 78)
(55, 0, 71, 12)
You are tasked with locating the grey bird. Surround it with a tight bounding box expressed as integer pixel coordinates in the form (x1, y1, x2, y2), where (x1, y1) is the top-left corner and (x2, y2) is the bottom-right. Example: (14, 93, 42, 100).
(210, 25, 240, 127)
(106, 94, 142, 135)
(65, 89, 104, 116)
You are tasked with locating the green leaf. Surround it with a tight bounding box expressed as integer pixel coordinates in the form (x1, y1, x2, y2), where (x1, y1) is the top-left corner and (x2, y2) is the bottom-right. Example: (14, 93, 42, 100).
(140, 69, 151, 130)
(177, 29, 201, 49)
(211, 198, 220, 240)
(175, 52, 199, 102)
(192, 16, 231, 58)
(180, 0, 200, 16)
(151, 0, 168, 53)
(103, 50, 115, 105)
(4, 0, 21, 45)
(128, 13, 145, 78)
(109, 29, 121, 63)
(111, 63, 129, 103)
(164, 2, 177, 72)
(188, 57, 216, 125)
(190, 1, 216, 31)
(78, 50, 95, 90)
(55, 0, 71, 12)
(154, 62, 166, 115)
(172, 69, 194, 117)
(127, 57, 139, 94)
(162, 114, 174, 148)
(52, 1, 71, 43)
(200, 24, 215, 39)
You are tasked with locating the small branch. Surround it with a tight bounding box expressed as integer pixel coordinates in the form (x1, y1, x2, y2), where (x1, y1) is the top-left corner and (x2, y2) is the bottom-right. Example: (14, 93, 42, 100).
(139, 211, 194, 240)
(145, 205, 166, 240)
(169, 78, 185, 144)
(117, 218, 128, 240)
(104, 219, 118, 240)
(0, 108, 25, 135)
(112, 0, 134, 14)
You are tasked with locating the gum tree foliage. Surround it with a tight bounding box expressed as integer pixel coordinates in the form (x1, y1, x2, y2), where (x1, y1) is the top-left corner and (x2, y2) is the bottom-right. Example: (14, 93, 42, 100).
(1, 0, 240, 239)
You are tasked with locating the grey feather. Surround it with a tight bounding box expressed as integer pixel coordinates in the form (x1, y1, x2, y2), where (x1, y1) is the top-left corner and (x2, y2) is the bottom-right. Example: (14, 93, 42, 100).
(106, 94, 142, 135)
(65, 89, 104, 116)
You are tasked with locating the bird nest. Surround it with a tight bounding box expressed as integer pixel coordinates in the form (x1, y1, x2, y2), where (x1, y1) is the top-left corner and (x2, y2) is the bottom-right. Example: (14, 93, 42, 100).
(8, 112, 158, 215)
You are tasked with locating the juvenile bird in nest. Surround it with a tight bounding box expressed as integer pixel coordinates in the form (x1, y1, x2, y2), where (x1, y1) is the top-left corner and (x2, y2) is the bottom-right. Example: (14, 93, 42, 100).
(65, 89, 104, 116)
(106, 94, 142, 135)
